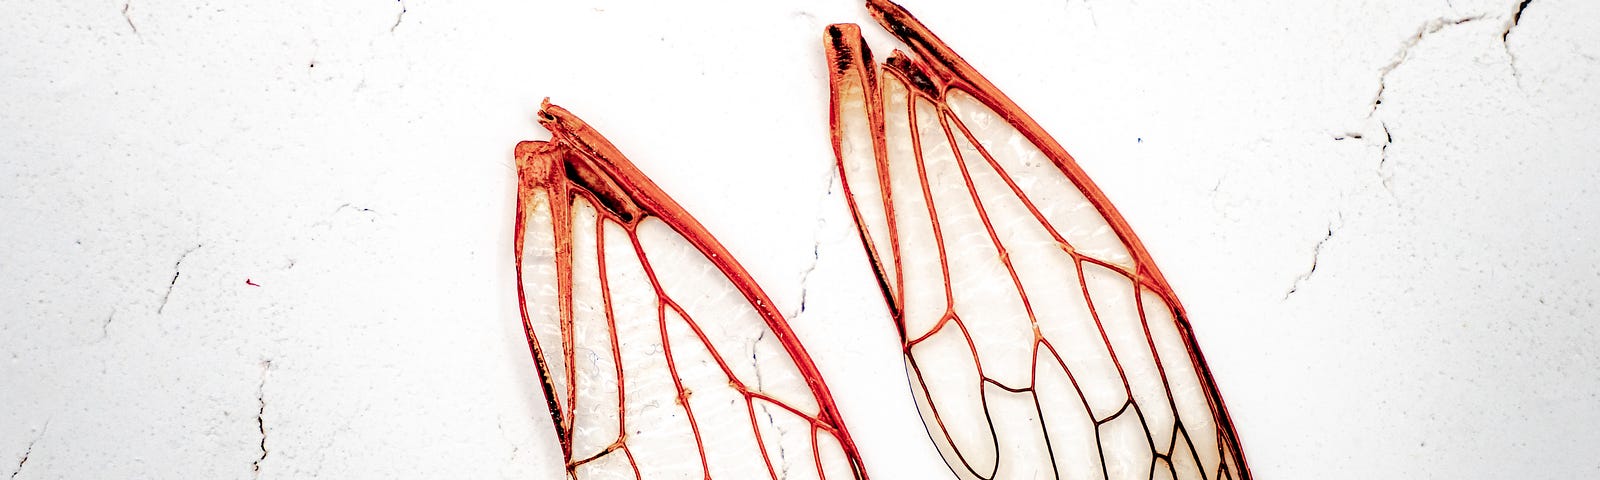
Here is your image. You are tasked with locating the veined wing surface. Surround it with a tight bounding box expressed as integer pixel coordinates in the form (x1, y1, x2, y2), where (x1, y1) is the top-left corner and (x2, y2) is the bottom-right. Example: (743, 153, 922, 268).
(825, 2, 1251, 479)
(515, 101, 867, 480)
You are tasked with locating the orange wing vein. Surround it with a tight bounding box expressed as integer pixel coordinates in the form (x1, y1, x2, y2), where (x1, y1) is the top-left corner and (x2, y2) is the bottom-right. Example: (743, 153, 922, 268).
(825, 2, 1250, 479)
(514, 101, 868, 479)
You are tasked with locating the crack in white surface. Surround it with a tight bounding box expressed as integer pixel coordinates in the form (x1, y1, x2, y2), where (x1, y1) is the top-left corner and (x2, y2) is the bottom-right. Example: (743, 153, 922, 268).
(750, 331, 767, 391)
(1501, 0, 1534, 42)
(771, 415, 790, 480)
(8, 421, 48, 480)
(157, 244, 202, 314)
(793, 244, 822, 316)
(99, 308, 116, 341)
(251, 360, 273, 478)
(332, 203, 375, 216)
(1284, 215, 1344, 300)
(747, 330, 788, 477)
(315, 203, 378, 229)
(121, 2, 138, 35)
(495, 418, 522, 463)
(1362, 13, 1494, 194)
(1377, 122, 1396, 195)
(1500, 0, 1535, 84)
(1369, 14, 1485, 118)
(789, 168, 840, 319)
(391, 0, 407, 33)
(760, 166, 841, 476)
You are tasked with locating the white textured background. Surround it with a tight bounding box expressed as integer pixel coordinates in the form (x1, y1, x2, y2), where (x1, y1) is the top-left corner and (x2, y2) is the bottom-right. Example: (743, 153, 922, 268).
(3, 0, 1597, 478)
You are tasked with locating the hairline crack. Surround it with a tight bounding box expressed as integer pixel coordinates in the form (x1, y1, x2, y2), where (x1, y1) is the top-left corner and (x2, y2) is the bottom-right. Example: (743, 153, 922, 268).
(157, 244, 203, 314)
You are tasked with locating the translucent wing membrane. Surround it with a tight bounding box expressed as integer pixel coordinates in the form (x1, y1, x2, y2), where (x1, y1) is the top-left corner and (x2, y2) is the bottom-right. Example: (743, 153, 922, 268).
(515, 102, 867, 480)
(825, 2, 1251, 479)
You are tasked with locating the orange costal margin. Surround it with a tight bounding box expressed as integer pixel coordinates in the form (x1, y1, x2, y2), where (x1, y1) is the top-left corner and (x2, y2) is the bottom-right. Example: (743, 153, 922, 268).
(513, 101, 868, 478)
(826, 0, 1252, 478)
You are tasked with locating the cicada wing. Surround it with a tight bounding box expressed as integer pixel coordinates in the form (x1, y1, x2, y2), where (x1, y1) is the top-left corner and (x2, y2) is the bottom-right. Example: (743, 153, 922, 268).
(515, 104, 867, 480)
(828, 2, 1250, 479)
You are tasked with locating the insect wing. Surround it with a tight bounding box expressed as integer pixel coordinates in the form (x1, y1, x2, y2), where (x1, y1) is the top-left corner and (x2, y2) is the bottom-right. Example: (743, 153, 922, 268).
(516, 103, 867, 480)
(826, 3, 1250, 479)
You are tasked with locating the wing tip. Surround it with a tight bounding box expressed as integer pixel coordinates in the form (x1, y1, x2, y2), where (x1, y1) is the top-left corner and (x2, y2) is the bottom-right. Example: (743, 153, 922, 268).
(513, 140, 561, 191)
(825, 22, 860, 39)
(536, 100, 585, 135)
(863, 0, 918, 43)
(825, 23, 872, 77)
(863, 0, 908, 24)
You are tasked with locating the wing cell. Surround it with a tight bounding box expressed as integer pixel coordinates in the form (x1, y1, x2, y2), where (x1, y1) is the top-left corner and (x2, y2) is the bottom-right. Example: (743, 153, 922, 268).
(944, 90, 1133, 268)
(882, 75, 947, 342)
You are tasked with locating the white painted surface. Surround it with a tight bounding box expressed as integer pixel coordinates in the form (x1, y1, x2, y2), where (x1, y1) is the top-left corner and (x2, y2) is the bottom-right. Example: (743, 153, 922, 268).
(2, 0, 1596, 478)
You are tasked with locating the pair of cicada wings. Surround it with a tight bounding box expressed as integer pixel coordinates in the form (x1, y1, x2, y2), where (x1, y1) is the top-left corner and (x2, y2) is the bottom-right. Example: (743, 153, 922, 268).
(824, 1, 1251, 480)
(511, 1, 1249, 479)
(513, 103, 867, 479)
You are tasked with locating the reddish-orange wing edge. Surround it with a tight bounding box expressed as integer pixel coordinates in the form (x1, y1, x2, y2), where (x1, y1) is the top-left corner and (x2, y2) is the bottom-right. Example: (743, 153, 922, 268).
(827, 1, 1252, 477)
(513, 100, 869, 478)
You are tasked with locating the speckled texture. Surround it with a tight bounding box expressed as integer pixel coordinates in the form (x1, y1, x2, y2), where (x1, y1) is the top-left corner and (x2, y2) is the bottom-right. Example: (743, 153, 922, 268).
(2, 0, 1597, 478)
